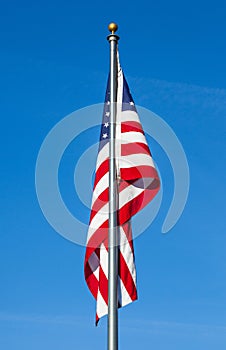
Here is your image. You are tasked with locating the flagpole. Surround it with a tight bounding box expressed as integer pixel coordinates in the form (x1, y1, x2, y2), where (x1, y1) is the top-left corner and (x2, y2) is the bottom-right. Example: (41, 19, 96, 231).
(107, 23, 119, 350)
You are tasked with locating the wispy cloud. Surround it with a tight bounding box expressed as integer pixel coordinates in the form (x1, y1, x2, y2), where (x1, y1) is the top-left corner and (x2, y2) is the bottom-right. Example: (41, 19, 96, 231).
(128, 76, 226, 114)
(0, 312, 87, 327)
(121, 318, 226, 338)
(1, 311, 225, 339)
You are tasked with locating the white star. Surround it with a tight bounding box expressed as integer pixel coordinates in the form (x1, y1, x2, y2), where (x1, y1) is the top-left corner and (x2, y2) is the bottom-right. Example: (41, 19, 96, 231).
(104, 122, 109, 127)
(105, 112, 110, 117)
(102, 133, 108, 139)
(107, 101, 110, 105)
(130, 101, 134, 105)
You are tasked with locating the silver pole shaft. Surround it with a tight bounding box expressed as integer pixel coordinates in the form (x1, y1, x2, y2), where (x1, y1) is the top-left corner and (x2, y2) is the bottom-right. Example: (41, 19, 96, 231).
(107, 32, 119, 350)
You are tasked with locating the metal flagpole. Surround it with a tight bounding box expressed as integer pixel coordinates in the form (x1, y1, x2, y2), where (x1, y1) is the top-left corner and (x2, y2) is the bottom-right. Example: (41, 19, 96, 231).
(107, 23, 120, 350)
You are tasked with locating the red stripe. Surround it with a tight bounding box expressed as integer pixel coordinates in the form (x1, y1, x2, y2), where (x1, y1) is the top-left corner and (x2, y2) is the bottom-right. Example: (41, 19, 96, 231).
(99, 265, 108, 305)
(119, 180, 160, 225)
(85, 265, 99, 299)
(94, 159, 109, 189)
(89, 188, 109, 223)
(120, 221, 134, 252)
(86, 223, 108, 250)
(118, 251, 137, 301)
(121, 142, 151, 156)
(121, 121, 144, 134)
(120, 165, 159, 181)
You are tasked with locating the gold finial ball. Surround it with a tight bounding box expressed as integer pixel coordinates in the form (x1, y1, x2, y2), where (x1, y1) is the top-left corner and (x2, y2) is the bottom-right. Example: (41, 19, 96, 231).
(108, 22, 118, 34)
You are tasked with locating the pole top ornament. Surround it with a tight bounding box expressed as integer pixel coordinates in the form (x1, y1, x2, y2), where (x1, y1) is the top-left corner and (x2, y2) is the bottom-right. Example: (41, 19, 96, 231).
(108, 23, 118, 34)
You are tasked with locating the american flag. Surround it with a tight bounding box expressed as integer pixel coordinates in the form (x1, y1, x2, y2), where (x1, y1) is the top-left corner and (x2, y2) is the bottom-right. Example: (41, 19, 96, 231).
(84, 57, 160, 324)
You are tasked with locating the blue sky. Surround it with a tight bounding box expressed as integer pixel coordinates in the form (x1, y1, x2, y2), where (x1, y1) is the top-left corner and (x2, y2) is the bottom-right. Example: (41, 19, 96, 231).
(1, 0, 226, 349)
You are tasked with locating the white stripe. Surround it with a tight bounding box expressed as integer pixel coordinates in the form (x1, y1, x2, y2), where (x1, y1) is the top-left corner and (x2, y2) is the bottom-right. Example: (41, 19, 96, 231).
(96, 289, 108, 319)
(119, 227, 136, 286)
(120, 110, 141, 123)
(120, 131, 148, 145)
(100, 243, 108, 279)
(92, 172, 109, 205)
(95, 143, 109, 171)
(118, 277, 133, 306)
(93, 266, 99, 280)
(119, 153, 155, 168)
(96, 243, 109, 319)
(88, 185, 144, 241)
(87, 213, 108, 242)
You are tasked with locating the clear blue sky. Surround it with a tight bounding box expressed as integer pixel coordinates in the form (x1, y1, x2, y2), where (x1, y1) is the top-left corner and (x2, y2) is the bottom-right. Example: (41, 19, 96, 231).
(1, 0, 226, 349)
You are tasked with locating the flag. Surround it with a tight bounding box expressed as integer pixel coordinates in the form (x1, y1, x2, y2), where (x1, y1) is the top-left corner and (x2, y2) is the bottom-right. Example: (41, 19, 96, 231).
(84, 55, 160, 324)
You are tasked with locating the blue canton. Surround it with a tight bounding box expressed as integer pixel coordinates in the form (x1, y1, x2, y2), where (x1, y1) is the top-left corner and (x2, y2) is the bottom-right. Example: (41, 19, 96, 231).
(98, 74, 136, 152)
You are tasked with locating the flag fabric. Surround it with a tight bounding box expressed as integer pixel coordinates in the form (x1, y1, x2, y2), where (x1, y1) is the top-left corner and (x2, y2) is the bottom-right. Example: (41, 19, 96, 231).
(84, 55, 160, 324)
